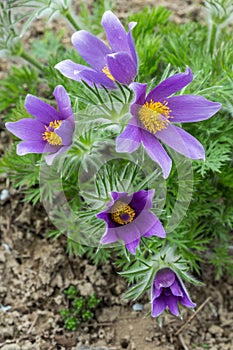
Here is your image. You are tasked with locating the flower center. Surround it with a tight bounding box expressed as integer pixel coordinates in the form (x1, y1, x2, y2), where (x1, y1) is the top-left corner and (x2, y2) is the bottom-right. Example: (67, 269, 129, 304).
(111, 200, 135, 225)
(139, 99, 172, 134)
(42, 120, 63, 146)
(102, 65, 115, 81)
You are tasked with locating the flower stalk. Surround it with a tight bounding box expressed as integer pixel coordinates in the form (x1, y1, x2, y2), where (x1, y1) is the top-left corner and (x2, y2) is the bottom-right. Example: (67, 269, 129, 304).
(20, 50, 44, 72)
(207, 22, 219, 56)
(62, 9, 81, 31)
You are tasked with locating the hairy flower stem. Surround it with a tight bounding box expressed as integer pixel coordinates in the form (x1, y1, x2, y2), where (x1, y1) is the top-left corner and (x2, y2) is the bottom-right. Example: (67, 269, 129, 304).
(63, 10, 80, 31)
(20, 50, 44, 72)
(208, 22, 219, 56)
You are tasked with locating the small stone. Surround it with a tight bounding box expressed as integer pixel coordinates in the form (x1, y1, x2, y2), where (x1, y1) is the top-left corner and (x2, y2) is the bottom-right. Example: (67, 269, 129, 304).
(0, 189, 9, 200)
(2, 243, 10, 251)
(1, 344, 21, 350)
(132, 303, 144, 311)
(0, 303, 12, 312)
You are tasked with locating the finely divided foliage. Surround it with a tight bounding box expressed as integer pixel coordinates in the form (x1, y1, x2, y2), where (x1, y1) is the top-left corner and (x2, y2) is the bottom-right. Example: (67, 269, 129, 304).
(1, 0, 232, 321)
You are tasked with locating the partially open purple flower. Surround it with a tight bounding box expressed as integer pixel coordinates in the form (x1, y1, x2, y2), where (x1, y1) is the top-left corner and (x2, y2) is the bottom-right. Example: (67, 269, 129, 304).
(55, 10, 138, 88)
(5, 85, 75, 165)
(96, 190, 166, 254)
(151, 268, 196, 317)
(116, 67, 222, 178)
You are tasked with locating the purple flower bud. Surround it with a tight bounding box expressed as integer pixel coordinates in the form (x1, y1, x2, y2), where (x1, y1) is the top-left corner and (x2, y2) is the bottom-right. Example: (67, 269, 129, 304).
(151, 268, 196, 317)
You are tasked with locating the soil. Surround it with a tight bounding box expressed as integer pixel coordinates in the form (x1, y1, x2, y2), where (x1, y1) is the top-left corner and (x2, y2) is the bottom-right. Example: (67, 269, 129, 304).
(1, 1, 233, 350)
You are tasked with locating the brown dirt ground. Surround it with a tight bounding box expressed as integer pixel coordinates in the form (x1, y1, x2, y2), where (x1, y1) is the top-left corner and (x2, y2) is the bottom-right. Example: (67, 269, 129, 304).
(1, 1, 233, 350)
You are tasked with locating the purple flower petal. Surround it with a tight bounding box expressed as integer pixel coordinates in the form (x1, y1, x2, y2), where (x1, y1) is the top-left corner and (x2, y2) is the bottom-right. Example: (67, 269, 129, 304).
(97, 190, 164, 252)
(101, 227, 119, 244)
(157, 124, 205, 160)
(176, 276, 196, 308)
(107, 52, 137, 85)
(96, 211, 117, 228)
(55, 60, 116, 89)
(116, 121, 142, 153)
(44, 145, 70, 165)
(152, 286, 162, 300)
(130, 189, 154, 211)
(55, 60, 85, 80)
(17, 141, 59, 155)
(134, 211, 158, 237)
(127, 22, 138, 67)
(180, 293, 196, 308)
(146, 67, 193, 102)
(152, 295, 166, 317)
(143, 218, 166, 238)
(151, 269, 195, 317)
(141, 130, 172, 179)
(110, 191, 132, 203)
(130, 82, 147, 106)
(55, 120, 74, 146)
(96, 211, 109, 220)
(170, 279, 183, 297)
(53, 85, 74, 120)
(24, 95, 60, 124)
(165, 295, 179, 316)
(154, 268, 176, 289)
(167, 95, 222, 123)
(116, 222, 141, 245)
(71, 30, 111, 71)
(101, 10, 129, 53)
(5, 119, 45, 141)
(125, 237, 140, 255)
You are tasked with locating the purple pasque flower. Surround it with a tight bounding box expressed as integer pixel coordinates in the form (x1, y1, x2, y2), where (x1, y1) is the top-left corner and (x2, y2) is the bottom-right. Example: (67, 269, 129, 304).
(96, 189, 166, 254)
(116, 67, 222, 178)
(5, 85, 75, 165)
(151, 268, 196, 317)
(55, 10, 138, 88)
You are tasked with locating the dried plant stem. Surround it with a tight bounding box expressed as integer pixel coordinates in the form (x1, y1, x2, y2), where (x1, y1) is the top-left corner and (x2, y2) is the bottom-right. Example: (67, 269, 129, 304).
(175, 297, 211, 336)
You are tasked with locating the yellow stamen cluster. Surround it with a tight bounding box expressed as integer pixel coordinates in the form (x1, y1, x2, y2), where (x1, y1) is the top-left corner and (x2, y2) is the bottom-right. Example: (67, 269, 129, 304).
(102, 65, 115, 81)
(42, 120, 62, 146)
(139, 99, 172, 134)
(111, 200, 135, 225)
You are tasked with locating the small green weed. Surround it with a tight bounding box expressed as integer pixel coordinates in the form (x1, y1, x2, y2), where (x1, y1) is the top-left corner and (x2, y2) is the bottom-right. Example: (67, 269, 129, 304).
(60, 285, 100, 331)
